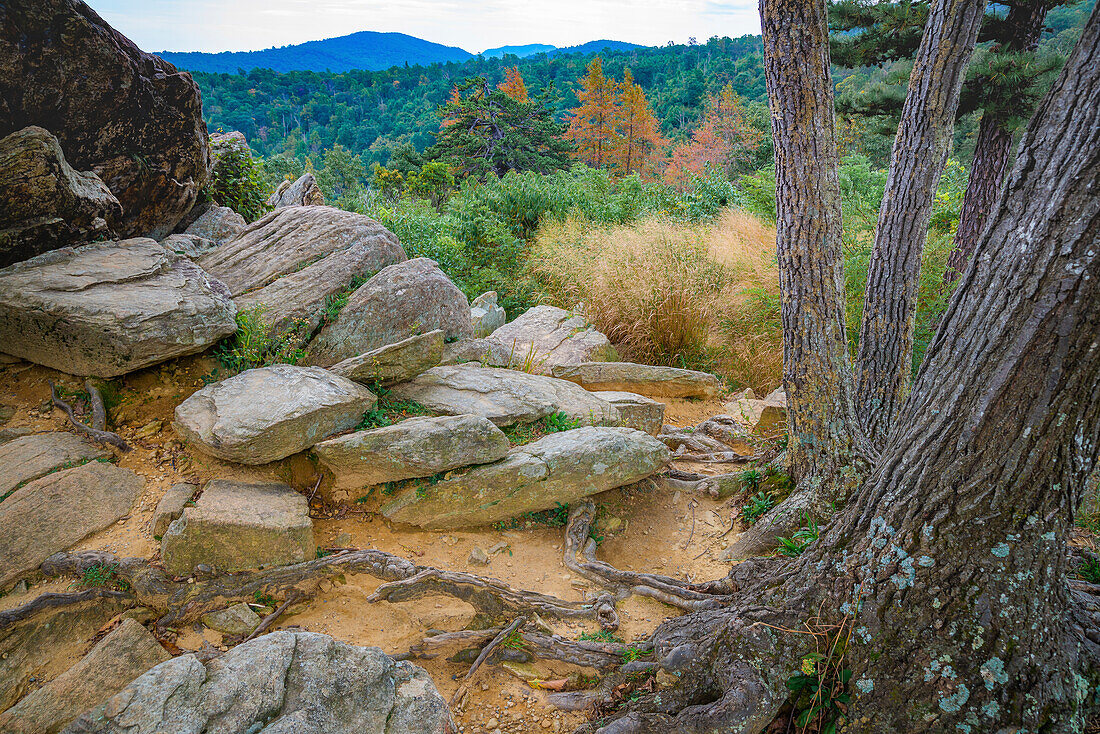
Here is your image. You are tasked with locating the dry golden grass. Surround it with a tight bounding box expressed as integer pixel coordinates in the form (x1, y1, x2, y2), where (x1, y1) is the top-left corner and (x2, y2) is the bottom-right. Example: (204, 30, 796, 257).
(526, 210, 783, 393)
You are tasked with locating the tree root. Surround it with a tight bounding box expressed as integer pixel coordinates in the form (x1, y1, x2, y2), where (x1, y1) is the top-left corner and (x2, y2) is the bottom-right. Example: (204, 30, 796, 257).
(721, 484, 820, 559)
(0, 587, 134, 629)
(50, 381, 130, 452)
(451, 616, 526, 708)
(407, 627, 647, 672)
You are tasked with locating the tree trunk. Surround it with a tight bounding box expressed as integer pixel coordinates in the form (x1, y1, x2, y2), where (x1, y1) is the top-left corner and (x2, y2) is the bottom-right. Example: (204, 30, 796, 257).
(596, 4, 1100, 731)
(944, 0, 1051, 284)
(943, 109, 1014, 282)
(855, 0, 988, 448)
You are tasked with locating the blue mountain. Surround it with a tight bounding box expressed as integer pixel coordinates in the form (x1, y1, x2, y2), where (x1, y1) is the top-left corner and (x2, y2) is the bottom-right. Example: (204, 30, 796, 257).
(551, 40, 644, 55)
(480, 43, 557, 58)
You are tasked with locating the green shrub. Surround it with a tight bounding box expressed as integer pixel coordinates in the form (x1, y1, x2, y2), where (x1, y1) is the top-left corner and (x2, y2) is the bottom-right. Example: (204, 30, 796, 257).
(208, 135, 270, 222)
(212, 307, 307, 376)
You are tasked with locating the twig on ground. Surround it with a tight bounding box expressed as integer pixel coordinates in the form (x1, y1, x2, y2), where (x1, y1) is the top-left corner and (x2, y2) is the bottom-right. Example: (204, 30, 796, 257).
(243, 592, 300, 642)
(50, 381, 130, 452)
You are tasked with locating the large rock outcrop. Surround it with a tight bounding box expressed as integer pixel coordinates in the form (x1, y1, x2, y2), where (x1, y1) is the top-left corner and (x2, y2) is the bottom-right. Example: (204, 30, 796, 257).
(0, 126, 121, 267)
(390, 363, 619, 428)
(267, 171, 324, 208)
(307, 257, 473, 366)
(382, 426, 670, 528)
(0, 239, 237, 377)
(456, 305, 617, 374)
(0, 0, 212, 238)
(329, 330, 444, 386)
(0, 432, 110, 498)
(64, 631, 454, 734)
(198, 206, 405, 339)
(184, 205, 245, 242)
(551, 361, 723, 399)
(173, 365, 376, 464)
(0, 462, 143, 588)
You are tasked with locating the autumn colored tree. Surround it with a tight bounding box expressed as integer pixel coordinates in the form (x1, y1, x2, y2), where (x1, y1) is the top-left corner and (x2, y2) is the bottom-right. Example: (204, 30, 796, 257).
(564, 57, 620, 168)
(440, 85, 463, 128)
(611, 69, 665, 178)
(664, 84, 763, 187)
(497, 66, 529, 103)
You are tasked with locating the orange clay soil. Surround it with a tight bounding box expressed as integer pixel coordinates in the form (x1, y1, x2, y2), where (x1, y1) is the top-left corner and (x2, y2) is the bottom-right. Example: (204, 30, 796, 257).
(0, 355, 749, 734)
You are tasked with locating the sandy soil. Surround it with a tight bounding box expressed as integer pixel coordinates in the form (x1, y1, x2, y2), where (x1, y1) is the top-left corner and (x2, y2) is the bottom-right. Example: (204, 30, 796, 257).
(0, 355, 749, 733)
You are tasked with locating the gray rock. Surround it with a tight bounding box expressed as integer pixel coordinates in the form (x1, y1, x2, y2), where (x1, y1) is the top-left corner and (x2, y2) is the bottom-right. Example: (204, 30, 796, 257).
(471, 290, 507, 337)
(0, 619, 169, 734)
(159, 233, 217, 259)
(552, 362, 723, 399)
(267, 172, 324, 208)
(151, 482, 196, 537)
(0, 432, 110, 498)
(0, 126, 121, 267)
(201, 603, 262, 636)
(173, 365, 376, 464)
(0, 427, 33, 445)
(468, 546, 490, 565)
(307, 258, 473, 366)
(64, 631, 453, 734)
(389, 363, 619, 428)
(476, 305, 617, 374)
(160, 479, 314, 576)
(198, 205, 405, 339)
(0, 239, 237, 378)
(312, 414, 511, 498)
(184, 205, 246, 242)
(722, 388, 787, 437)
(382, 427, 669, 528)
(592, 391, 667, 435)
(328, 330, 444, 386)
(0, 462, 143, 588)
(0, 1, 211, 239)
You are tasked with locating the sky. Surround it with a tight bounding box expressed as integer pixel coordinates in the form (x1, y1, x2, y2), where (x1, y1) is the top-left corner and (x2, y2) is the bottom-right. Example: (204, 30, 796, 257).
(93, 0, 762, 54)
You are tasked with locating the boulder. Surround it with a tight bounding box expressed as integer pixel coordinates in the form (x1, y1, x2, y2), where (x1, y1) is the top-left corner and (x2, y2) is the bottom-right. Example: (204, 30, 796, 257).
(552, 362, 723, 399)
(476, 305, 617, 374)
(0, 239, 237, 377)
(150, 482, 196, 537)
(0, 432, 110, 498)
(724, 387, 787, 437)
(159, 233, 217, 259)
(267, 171, 324, 208)
(0, 619, 170, 734)
(328, 330, 444, 386)
(312, 414, 511, 498)
(65, 631, 452, 734)
(184, 205, 246, 242)
(160, 479, 314, 576)
(198, 205, 405, 339)
(0, 126, 121, 267)
(471, 290, 507, 337)
(0, 462, 143, 588)
(592, 391, 666, 435)
(307, 258, 473, 366)
(201, 603, 262, 636)
(173, 365, 376, 464)
(390, 363, 619, 428)
(0, 0, 211, 238)
(382, 426, 669, 529)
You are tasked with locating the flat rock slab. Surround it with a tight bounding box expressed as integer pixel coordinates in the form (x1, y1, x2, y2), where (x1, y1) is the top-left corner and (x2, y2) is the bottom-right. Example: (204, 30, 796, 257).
(0, 619, 169, 734)
(476, 305, 617, 374)
(389, 363, 618, 428)
(160, 479, 314, 576)
(307, 258, 473, 366)
(552, 362, 723, 399)
(198, 205, 405, 338)
(0, 462, 143, 588)
(202, 603, 262, 636)
(328, 329, 444, 386)
(592, 391, 666, 435)
(151, 482, 196, 537)
(173, 365, 376, 464)
(0, 432, 110, 497)
(312, 414, 511, 498)
(0, 239, 237, 377)
(65, 631, 454, 734)
(382, 426, 669, 528)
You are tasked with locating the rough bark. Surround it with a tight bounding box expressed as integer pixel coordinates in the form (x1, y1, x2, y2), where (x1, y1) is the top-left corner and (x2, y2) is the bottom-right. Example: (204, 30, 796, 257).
(596, 5, 1100, 731)
(855, 0, 988, 447)
(728, 0, 874, 558)
(944, 0, 1051, 283)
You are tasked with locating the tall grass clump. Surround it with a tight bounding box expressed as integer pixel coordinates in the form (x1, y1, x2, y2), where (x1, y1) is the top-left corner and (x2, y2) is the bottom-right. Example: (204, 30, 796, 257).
(526, 209, 782, 393)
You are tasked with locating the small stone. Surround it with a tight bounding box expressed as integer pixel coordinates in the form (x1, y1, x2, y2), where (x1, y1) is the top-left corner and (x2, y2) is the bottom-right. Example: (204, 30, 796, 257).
(485, 718, 499, 728)
(201, 603, 263, 636)
(468, 547, 490, 566)
(488, 541, 510, 555)
(0, 405, 14, 424)
(133, 419, 162, 439)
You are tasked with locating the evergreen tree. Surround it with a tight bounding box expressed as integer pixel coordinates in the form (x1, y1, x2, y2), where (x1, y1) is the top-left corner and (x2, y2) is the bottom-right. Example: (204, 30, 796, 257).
(426, 77, 572, 179)
(611, 69, 665, 178)
(564, 57, 621, 168)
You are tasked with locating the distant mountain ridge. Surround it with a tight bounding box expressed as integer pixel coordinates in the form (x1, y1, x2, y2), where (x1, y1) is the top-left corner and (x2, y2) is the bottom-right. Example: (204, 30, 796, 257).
(158, 31, 472, 73)
(160, 32, 646, 74)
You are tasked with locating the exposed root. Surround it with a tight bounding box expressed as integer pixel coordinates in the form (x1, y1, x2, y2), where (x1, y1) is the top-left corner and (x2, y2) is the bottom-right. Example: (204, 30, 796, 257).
(50, 381, 130, 452)
(0, 588, 134, 630)
(451, 616, 526, 708)
(408, 628, 648, 671)
(722, 484, 820, 559)
(84, 379, 107, 432)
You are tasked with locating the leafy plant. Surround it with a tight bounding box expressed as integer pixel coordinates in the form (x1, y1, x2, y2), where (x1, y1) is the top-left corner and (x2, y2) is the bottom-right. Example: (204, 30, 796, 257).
(492, 501, 570, 530)
(579, 630, 625, 643)
(213, 307, 307, 376)
(741, 490, 775, 525)
(253, 591, 278, 607)
(740, 468, 763, 492)
(786, 660, 853, 734)
(207, 133, 269, 222)
(354, 388, 432, 431)
(621, 644, 648, 663)
(78, 562, 130, 592)
(502, 412, 581, 445)
(777, 517, 820, 557)
(1079, 557, 1100, 584)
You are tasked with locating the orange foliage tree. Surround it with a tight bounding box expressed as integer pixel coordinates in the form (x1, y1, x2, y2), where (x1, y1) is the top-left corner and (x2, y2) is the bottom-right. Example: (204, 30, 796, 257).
(664, 84, 762, 187)
(440, 85, 464, 128)
(564, 57, 621, 169)
(612, 69, 665, 178)
(497, 66, 529, 102)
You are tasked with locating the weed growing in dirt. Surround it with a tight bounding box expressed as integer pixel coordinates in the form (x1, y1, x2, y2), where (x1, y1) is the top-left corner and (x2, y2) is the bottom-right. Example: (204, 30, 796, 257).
(579, 630, 625, 644)
(741, 491, 775, 526)
(502, 411, 581, 445)
(78, 562, 130, 592)
(213, 307, 308, 376)
(492, 501, 571, 530)
(355, 386, 432, 430)
(1079, 557, 1100, 584)
(777, 516, 820, 557)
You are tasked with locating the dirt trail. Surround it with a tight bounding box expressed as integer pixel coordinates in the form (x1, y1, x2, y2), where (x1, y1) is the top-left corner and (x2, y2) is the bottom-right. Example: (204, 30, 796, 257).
(0, 356, 747, 733)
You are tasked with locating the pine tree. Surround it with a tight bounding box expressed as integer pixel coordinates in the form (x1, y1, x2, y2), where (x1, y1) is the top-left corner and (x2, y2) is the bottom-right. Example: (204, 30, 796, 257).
(664, 84, 763, 187)
(497, 66, 529, 103)
(563, 57, 621, 169)
(611, 69, 665, 178)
